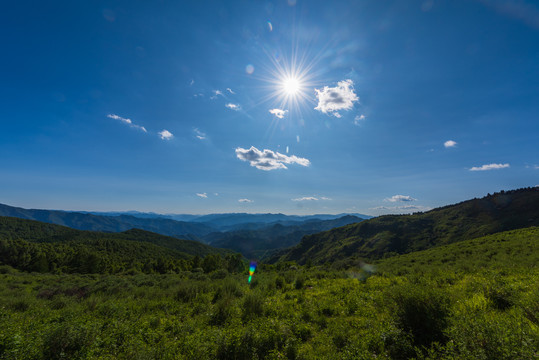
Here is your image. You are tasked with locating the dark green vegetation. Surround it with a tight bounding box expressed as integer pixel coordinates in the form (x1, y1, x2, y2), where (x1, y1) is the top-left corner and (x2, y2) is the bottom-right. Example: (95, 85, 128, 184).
(0, 226, 537, 359)
(275, 187, 539, 265)
(0, 217, 237, 274)
(1, 188, 537, 359)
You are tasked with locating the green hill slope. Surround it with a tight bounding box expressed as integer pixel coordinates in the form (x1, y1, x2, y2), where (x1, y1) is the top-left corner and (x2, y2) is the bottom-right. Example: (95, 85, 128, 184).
(376, 227, 538, 275)
(275, 187, 539, 265)
(0, 216, 233, 273)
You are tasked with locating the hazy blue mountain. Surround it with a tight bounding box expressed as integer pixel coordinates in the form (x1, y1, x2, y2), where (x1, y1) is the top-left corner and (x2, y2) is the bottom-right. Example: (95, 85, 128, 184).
(202, 215, 365, 259)
(0, 203, 216, 237)
(188, 212, 372, 228)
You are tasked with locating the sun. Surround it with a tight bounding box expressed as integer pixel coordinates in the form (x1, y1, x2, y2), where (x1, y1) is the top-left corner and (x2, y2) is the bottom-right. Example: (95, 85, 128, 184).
(256, 44, 323, 115)
(282, 77, 301, 96)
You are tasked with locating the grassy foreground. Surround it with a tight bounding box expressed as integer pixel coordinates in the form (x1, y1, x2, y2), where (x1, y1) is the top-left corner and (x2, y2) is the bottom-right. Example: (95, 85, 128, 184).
(1, 228, 538, 359)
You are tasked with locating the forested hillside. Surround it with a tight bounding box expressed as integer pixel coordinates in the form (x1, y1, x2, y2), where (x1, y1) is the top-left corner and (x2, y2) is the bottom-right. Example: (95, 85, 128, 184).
(275, 187, 539, 265)
(0, 216, 238, 274)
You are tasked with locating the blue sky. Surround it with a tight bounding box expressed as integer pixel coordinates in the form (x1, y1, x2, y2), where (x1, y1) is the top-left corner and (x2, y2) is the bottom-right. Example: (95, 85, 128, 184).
(1, 0, 538, 215)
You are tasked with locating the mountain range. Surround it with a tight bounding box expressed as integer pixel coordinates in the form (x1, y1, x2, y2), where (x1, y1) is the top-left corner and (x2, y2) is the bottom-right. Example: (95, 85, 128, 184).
(0, 203, 367, 257)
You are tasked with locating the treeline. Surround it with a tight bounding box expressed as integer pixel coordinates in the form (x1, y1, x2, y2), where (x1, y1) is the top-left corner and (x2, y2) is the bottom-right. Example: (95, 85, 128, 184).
(0, 216, 244, 275)
(0, 236, 245, 275)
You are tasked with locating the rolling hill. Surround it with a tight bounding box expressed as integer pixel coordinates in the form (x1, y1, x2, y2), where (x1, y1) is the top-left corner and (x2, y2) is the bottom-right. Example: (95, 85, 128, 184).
(376, 226, 538, 275)
(273, 187, 539, 265)
(0, 216, 233, 274)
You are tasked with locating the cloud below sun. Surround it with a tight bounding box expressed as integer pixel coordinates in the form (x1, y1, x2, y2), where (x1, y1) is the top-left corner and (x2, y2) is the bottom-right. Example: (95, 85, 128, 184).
(235, 146, 310, 171)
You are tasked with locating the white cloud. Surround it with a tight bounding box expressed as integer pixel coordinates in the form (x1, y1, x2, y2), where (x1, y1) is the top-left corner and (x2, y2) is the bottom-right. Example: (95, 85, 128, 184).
(235, 146, 310, 171)
(292, 196, 331, 201)
(226, 88, 235, 94)
(210, 90, 223, 99)
(193, 128, 206, 140)
(385, 195, 417, 202)
(444, 140, 457, 148)
(314, 79, 359, 117)
(269, 108, 288, 119)
(225, 103, 241, 111)
(371, 205, 431, 212)
(158, 129, 174, 140)
(238, 198, 253, 203)
(292, 197, 319, 201)
(354, 114, 366, 125)
(196, 193, 208, 198)
(107, 114, 147, 133)
(469, 163, 510, 171)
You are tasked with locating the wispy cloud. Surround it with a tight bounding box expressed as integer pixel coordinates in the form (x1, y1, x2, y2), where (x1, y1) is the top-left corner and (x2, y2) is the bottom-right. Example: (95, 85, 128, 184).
(210, 90, 223, 99)
(371, 205, 431, 212)
(196, 193, 208, 198)
(444, 140, 457, 148)
(235, 146, 310, 171)
(469, 163, 510, 171)
(292, 196, 319, 201)
(238, 198, 253, 203)
(314, 79, 359, 117)
(158, 129, 174, 140)
(354, 114, 366, 125)
(479, 0, 539, 30)
(292, 196, 332, 201)
(107, 114, 147, 133)
(225, 103, 241, 111)
(385, 195, 417, 202)
(269, 108, 288, 119)
(226, 88, 235, 94)
(193, 128, 206, 140)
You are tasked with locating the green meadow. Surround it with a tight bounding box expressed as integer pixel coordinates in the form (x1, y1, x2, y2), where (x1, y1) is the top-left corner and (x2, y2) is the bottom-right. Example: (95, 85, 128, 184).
(1, 227, 537, 359)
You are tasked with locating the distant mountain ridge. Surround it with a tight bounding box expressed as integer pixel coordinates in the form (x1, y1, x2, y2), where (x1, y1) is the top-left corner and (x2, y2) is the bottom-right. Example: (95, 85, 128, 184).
(273, 187, 539, 265)
(81, 211, 372, 227)
(0, 203, 216, 238)
(0, 203, 369, 258)
(202, 215, 365, 259)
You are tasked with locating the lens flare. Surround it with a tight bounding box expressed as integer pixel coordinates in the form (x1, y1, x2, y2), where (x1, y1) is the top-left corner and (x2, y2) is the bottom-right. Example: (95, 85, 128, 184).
(248, 261, 257, 283)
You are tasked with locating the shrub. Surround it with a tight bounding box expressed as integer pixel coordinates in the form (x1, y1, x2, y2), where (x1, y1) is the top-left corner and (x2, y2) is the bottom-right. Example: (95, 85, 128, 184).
(392, 284, 450, 349)
(213, 278, 243, 303)
(42, 324, 93, 360)
(295, 276, 305, 290)
(485, 282, 514, 310)
(210, 269, 228, 280)
(175, 281, 208, 303)
(242, 292, 264, 322)
(275, 276, 285, 290)
(9, 300, 30, 312)
(210, 297, 235, 326)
